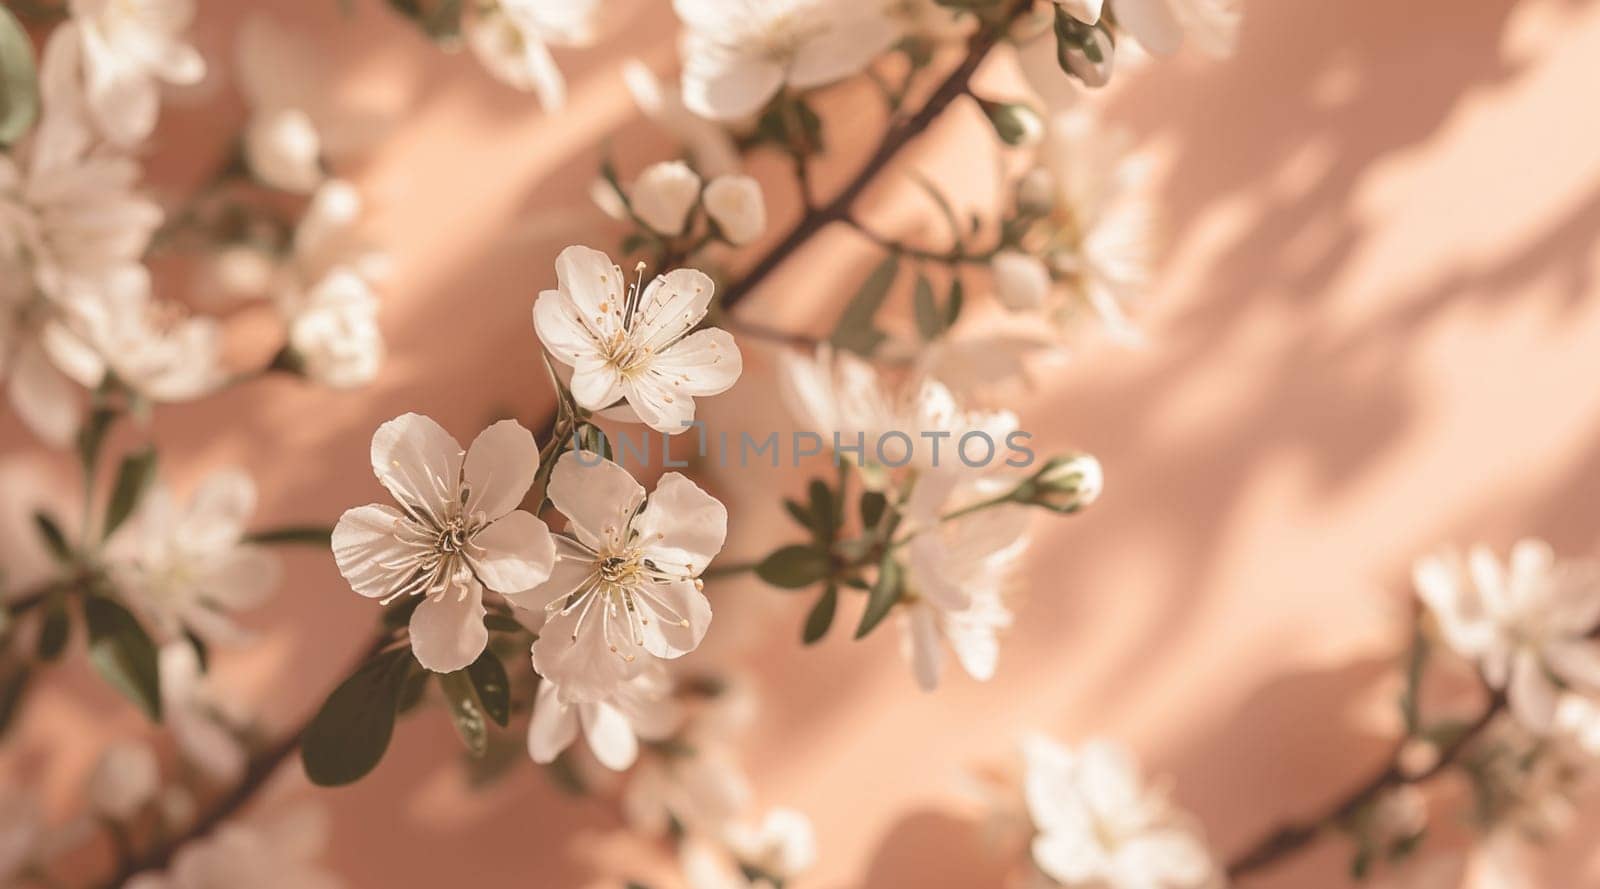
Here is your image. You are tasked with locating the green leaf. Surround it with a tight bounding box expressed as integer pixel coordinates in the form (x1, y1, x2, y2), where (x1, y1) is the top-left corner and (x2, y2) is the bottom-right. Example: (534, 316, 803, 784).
(76, 405, 118, 481)
(385, 0, 462, 41)
(855, 556, 903, 639)
(755, 545, 830, 589)
(0, 666, 31, 736)
(32, 511, 71, 563)
(829, 254, 900, 357)
(858, 490, 888, 529)
(185, 629, 210, 674)
(945, 278, 965, 328)
(0, 6, 39, 147)
(439, 668, 489, 758)
(83, 595, 162, 721)
(36, 599, 70, 661)
(103, 447, 158, 541)
(395, 667, 430, 714)
(245, 525, 334, 546)
(302, 648, 414, 786)
(913, 273, 943, 341)
(802, 584, 838, 645)
(466, 650, 511, 727)
(806, 479, 835, 539)
(782, 498, 814, 532)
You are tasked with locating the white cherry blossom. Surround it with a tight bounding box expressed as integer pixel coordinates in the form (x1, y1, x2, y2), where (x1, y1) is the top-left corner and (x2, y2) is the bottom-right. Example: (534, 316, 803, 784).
(332, 413, 556, 673)
(533, 246, 741, 433)
(0, 268, 98, 446)
(673, 0, 900, 121)
(519, 452, 723, 703)
(280, 268, 383, 389)
(53, 267, 225, 403)
(113, 468, 281, 643)
(898, 472, 1030, 691)
(65, 0, 206, 146)
(464, 0, 603, 111)
(527, 663, 683, 771)
(1022, 735, 1218, 889)
(1414, 540, 1600, 733)
(703, 174, 766, 245)
(725, 808, 817, 884)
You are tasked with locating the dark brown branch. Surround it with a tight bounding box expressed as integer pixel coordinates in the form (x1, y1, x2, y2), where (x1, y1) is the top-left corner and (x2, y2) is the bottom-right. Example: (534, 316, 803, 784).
(1225, 691, 1507, 880)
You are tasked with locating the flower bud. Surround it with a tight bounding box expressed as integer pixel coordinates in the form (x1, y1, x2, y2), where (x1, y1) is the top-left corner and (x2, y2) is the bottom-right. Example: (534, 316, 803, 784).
(979, 99, 1044, 147)
(991, 250, 1052, 312)
(1053, 0, 1103, 25)
(703, 174, 767, 245)
(245, 107, 323, 194)
(1054, 10, 1115, 88)
(1018, 453, 1102, 513)
(88, 742, 160, 821)
(631, 160, 701, 236)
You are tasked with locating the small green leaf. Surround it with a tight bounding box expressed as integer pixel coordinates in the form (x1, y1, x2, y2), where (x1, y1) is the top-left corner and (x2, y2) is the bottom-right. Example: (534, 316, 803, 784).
(185, 629, 210, 674)
(302, 648, 414, 786)
(913, 273, 943, 341)
(0, 6, 39, 147)
(782, 498, 814, 532)
(829, 254, 900, 357)
(855, 556, 903, 639)
(396, 667, 430, 714)
(945, 278, 965, 328)
(36, 599, 70, 661)
(245, 525, 334, 546)
(807, 479, 835, 539)
(802, 585, 838, 645)
(385, 0, 462, 41)
(103, 447, 158, 541)
(83, 595, 162, 721)
(466, 650, 511, 727)
(439, 669, 489, 758)
(859, 491, 888, 529)
(76, 405, 118, 481)
(756, 545, 830, 589)
(32, 512, 71, 563)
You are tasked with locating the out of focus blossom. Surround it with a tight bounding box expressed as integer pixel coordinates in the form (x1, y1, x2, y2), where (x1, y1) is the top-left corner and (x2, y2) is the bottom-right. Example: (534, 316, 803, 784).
(64, 0, 205, 146)
(1021, 735, 1218, 889)
(114, 468, 281, 643)
(703, 174, 766, 245)
(533, 246, 741, 432)
(898, 472, 1029, 691)
(280, 268, 383, 389)
(631, 161, 701, 237)
(464, 0, 603, 111)
(622, 60, 740, 178)
(124, 804, 343, 889)
(332, 414, 556, 673)
(527, 663, 683, 770)
(88, 741, 161, 821)
(523, 453, 722, 702)
(673, 0, 899, 120)
(54, 268, 225, 403)
(1414, 539, 1600, 733)
(161, 643, 250, 784)
(725, 807, 817, 884)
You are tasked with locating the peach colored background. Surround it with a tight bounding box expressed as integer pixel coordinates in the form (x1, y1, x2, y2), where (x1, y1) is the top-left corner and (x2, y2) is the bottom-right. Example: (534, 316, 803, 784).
(5, 0, 1600, 886)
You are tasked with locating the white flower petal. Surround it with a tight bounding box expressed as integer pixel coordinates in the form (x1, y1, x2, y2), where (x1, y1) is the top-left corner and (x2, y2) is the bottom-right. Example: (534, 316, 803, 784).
(649, 327, 742, 396)
(9, 340, 81, 448)
(547, 452, 644, 552)
(1509, 649, 1560, 733)
(635, 472, 727, 576)
(532, 604, 639, 703)
(527, 679, 580, 764)
(636, 578, 711, 659)
(331, 504, 420, 599)
(409, 584, 488, 673)
(370, 413, 463, 523)
(462, 419, 540, 520)
(468, 510, 555, 593)
(580, 700, 641, 770)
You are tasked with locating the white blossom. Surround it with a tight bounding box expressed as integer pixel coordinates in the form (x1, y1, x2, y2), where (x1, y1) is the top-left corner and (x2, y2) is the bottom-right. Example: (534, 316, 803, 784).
(236, 17, 324, 193)
(527, 663, 683, 771)
(631, 161, 701, 237)
(124, 804, 343, 889)
(520, 452, 723, 703)
(88, 741, 161, 821)
(725, 808, 817, 883)
(114, 468, 281, 643)
(0, 269, 98, 447)
(622, 60, 741, 178)
(533, 245, 741, 433)
(161, 643, 250, 785)
(54, 267, 225, 403)
(1414, 540, 1600, 733)
(624, 746, 751, 837)
(1110, 0, 1240, 59)
(1022, 735, 1218, 889)
(673, 0, 900, 121)
(332, 414, 556, 673)
(280, 268, 383, 389)
(64, 0, 206, 146)
(703, 174, 766, 245)
(464, 0, 603, 111)
(898, 472, 1029, 691)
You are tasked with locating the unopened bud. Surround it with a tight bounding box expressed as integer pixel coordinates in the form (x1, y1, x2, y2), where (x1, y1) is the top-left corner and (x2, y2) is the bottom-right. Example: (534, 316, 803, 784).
(1054, 10, 1115, 88)
(1017, 453, 1103, 513)
(979, 99, 1044, 147)
(1016, 168, 1056, 216)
